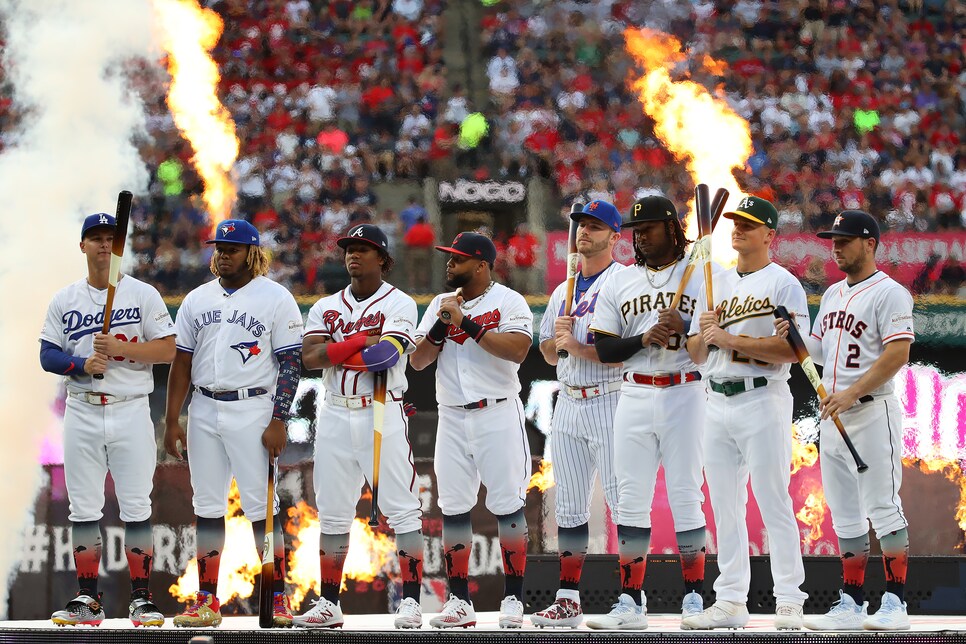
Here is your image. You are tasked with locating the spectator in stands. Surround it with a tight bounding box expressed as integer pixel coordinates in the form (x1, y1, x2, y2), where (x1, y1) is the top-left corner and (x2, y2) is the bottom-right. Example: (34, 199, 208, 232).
(506, 222, 539, 295)
(402, 215, 436, 292)
(399, 195, 428, 232)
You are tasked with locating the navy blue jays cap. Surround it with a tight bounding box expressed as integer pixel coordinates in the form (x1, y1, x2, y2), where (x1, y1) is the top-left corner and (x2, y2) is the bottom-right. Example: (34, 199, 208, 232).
(817, 210, 880, 243)
(81, 213, 116, 239)
(573, 200, 621, 232)
(207, 219, 260, 246)
(435, 231, 497, 265)
(337, 223, 390, 252)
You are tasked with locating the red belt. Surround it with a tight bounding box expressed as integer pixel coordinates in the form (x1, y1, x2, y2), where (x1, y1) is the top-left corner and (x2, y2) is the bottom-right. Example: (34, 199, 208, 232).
(623, 371, 702, 387)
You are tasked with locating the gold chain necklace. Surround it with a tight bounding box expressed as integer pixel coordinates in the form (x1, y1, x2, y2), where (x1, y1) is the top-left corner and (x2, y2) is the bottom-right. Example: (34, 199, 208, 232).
(460, 281, 495, 311)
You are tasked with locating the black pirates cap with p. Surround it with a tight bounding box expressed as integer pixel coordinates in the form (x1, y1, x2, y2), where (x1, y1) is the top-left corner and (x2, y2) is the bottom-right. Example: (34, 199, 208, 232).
(207, 219, 261, 246)
(337, 223, 390, 252)
(817, 210, 880, 243)
(435, 232, 497, 265)
(622, 195, 678, 228)
(81, 213, 116, 239)
(724, 195, 778, 230)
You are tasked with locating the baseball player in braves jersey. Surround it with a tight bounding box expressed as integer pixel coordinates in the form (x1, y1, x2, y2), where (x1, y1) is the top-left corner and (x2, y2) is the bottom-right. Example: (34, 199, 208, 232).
(410, 232, 533, 629)
(684, 196, 808, 631)
(294, 224, 425, 630)
(41, 213, 174, 627)
(164, 219, 303, 628)
(777, 211, 914, 631)
(531, 200, 623, 628)
(589, 195, 710, 629)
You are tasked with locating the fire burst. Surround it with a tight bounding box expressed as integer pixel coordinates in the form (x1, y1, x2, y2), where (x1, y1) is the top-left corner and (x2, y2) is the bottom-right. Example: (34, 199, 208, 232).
(528, 459, 555, 493)
(153, 0, 239, 232)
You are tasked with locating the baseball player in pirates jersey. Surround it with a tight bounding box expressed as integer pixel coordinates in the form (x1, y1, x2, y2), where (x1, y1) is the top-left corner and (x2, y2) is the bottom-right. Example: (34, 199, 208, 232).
(164, 219, 303, 628)
(588, 195, 710, 629)
(410, 232, 533, 629)
(40, 213, 174, 627)
(684, 196, 808, 631)
(776, 211, 914, 631)
(531, 200, 623, 629)
(294, 224, 425, 630)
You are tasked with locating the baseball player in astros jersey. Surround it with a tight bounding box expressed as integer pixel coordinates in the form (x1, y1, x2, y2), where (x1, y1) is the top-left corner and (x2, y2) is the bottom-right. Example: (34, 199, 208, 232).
(589, 195, 709, 629)
(41, 213, 174, 627)
(531, 200, 623, 628)
(294, 224, 425, 630)
(410, 232, 533, 629)
(777, 211, 914, 631)
(684, 196, 808, 631)
(164, 219, 303, 628)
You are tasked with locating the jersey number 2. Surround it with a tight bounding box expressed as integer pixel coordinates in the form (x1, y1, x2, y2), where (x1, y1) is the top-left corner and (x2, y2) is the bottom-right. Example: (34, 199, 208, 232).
(845, 343, 860, 368)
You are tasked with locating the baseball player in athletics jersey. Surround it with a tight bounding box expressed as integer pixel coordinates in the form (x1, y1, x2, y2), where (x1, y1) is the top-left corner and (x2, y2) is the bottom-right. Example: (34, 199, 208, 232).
(531, 200, 623, 629)
(684, 196, 809, 630)
(164, 219, 303, 628)
(294, 224, 425, 630)
(777, 211, 914, 631)
(40, 213, 174, 627)
(410, 232, 533, 629)
(588, 195, 710, 629)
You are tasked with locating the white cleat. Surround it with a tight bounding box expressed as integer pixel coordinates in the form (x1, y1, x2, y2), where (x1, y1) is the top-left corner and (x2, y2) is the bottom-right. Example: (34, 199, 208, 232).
(531, 593, 583, 628)
(429, 594, 476, 629)
(804, 591, 868, 631)
(864, 592, 910, 631)
(394, 597, 422, 629)
(681, 591, 704, 621)
(292, 597, 344, 629)
(499, 595, 525, 628)
(586, 593, 648, 630)
(681, 600, 749, 630)
(775, 602, 804, 630)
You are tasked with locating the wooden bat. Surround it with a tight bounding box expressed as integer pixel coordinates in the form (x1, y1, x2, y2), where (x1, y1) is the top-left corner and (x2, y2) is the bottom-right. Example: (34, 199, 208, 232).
(773, 306, 869, 473)
(670, 188, 728, 310)
(258, 455, 276, 628)
(558, 202, 584, 359)
(94, 190, 133, 380)
(694, 184, 718, 351)
(368, 369, 389, 526)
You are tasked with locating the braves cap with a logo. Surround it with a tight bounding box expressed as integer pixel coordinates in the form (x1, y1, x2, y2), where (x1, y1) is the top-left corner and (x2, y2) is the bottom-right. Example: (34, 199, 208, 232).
(81, 213, 116, 239)
(817, 209, 880, 243)
(337, 223, 390, 252)
(622, 195, 678, 228)
(573, 200, 622, 232)
(435, 232, 497, 265)
(207, 219, 261, 246)
(724, 195, 778, 230)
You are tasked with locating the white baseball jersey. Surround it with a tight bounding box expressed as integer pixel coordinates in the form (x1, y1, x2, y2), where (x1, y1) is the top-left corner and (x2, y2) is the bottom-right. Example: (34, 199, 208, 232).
(688, 262, 809, 380)
(174, 276, 303, 389)
(541, 261, 623, 387)
(811, 271, 914, 396)
(415, 282, 532, 407)
(304, 282, 417, 395)
(40, 275, 174, 395)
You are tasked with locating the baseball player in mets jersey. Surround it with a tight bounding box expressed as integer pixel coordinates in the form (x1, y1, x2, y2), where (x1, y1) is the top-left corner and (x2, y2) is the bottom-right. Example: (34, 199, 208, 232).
(41, 213, 174, 627)
(410, 232, 533, 629)
(684, 196, 809, 631)
(164, 219, 303, 628)
(779, 211, 914, 631)
(294, 224, 425, 630)
(589, 195, 710, 629)
(530, 200, 622, 628)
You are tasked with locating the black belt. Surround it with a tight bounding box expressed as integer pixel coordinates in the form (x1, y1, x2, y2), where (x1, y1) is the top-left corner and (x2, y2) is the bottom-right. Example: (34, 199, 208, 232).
(196, 386, 269, 401)
(708, 377, 768, 397)
(461, 398, 507, 410)
(858, 395, 874, 404)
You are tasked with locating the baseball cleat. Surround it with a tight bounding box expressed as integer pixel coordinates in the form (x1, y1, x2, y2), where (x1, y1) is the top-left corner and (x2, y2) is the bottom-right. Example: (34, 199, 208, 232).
(51, 592, 105, 627)
(531, 594, 583, 628)
(429, 594, 476, 628)
(775, 603, 804, 630)
(499, 595, 525, 628)
(681, 600, 749, 630)
(292, 596, 344, 628)
(174, 590, 222, 627)
(273, 592, 293, 628)
(863, 592, 910, 631)
(681, 591, 704, 620)
(394, 597, 422, 629)
(804, 590, 868, 630)
(129, 591, 164, 627)
(587, 593, 648, 630)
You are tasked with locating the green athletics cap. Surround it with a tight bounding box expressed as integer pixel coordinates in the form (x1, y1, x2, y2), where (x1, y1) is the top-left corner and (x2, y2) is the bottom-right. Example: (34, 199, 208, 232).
(723, 195, 778, 230)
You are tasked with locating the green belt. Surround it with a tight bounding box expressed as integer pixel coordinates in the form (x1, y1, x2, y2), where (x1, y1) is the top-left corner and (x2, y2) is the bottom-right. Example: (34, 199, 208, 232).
(708, 376, 769, 397)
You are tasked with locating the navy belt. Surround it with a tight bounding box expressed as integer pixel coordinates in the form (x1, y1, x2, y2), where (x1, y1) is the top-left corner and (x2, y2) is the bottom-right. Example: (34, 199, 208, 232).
(197, 386, 269, 401)
(708, 377, 768, 397)
(858, 395, 874, 404)
(461, 398, 507, 410)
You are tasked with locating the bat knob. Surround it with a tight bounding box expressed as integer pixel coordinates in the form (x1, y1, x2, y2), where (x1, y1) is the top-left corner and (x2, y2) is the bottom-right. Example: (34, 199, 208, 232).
(857, 464, 869, 473)
(557, 349, 569, 359)
(368, 518, 379, 527)
(440, 311, 451, 322)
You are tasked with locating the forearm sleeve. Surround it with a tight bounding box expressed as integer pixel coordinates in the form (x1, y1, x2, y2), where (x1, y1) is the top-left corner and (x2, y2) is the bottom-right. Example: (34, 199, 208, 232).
(343, 337, 409, 372)
(273, 348, 302, 421)
(324, 333, 368, 365)
(593, 332, 644, 363)
(40, 340, 86, 376)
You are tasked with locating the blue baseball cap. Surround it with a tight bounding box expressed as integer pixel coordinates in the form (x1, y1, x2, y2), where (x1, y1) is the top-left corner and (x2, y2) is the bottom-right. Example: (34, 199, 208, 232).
(573, 200, 621, 232)
(81, 213, 116, 239)
(206, 219, 260, 246)
(435, 231, 497, 265)
(337, 223, 391, 253)
(817, 209, 880, 243)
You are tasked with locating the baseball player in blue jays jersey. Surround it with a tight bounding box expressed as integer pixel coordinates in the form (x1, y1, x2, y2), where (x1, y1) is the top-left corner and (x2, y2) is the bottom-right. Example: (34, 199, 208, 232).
(164, 219, 303, 628)
(41, 213, 175, 627)
(531, 201, 623, 628)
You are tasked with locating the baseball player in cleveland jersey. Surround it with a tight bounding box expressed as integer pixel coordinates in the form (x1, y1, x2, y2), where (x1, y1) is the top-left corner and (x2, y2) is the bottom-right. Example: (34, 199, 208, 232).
(531, 200, 623, 628)
(684, 196, 809, 630)
(41, 213, 174, 627)
(164, 219, 303, 628)
(781, 211, 914, 631)
(295, 224, 425, 630)
(410, 232, 533, 629)
(589, 195, 710, 629)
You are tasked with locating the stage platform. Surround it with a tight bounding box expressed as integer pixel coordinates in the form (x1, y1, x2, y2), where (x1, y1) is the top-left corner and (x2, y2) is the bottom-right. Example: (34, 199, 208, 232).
(1, 613, 965, 643)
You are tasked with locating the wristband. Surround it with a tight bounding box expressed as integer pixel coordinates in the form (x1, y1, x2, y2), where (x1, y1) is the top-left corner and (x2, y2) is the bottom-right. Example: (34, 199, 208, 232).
(459, 317, 487, 342)
(427, 319, 449, 345)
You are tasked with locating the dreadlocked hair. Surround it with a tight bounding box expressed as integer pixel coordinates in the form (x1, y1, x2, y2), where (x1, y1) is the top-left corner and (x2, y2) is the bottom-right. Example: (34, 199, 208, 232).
(634, 219, 692, 267)
(209, 245, 271, 278)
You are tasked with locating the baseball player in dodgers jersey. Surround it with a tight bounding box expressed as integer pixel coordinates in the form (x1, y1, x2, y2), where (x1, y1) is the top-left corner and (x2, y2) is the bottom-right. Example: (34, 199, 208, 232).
(41, 213, 174, 627)
(684, 196, 808, 631)
(590, 195, 710, 629)
(295, 224, 425, 630)
(779, 211, 914, 631)
(164, 219, 303, 628)
(410, 232, 533, 629)
(531, 200, 623, 628)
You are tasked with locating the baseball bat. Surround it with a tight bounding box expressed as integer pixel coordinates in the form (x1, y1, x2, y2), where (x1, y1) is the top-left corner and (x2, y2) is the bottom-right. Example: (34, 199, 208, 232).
(695, 184, 718, 350)
(94, 190, 133, 380)
(670, 188, 728, 311)
(258, 455, 276, 628)
(773, 306, 869, 473)
(558, 202, 584, 359)
(368, 369, 389, 527)
(439, 288, 462, 323)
